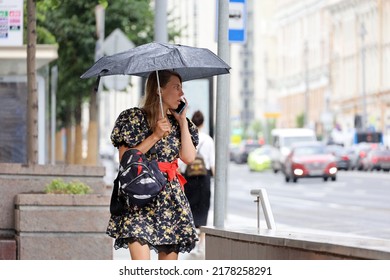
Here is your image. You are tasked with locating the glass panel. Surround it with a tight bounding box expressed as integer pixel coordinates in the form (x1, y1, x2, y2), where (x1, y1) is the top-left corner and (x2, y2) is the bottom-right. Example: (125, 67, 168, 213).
(0, 81, 27, 163)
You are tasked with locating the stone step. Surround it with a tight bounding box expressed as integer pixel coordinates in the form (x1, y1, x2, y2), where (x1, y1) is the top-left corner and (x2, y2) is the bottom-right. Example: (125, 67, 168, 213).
(0, 239, 16, 260)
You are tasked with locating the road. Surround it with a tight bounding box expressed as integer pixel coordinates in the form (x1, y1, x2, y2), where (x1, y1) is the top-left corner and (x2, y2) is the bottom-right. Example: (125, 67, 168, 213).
(113, 162, 389, 260)
(216, 163, 390, 240)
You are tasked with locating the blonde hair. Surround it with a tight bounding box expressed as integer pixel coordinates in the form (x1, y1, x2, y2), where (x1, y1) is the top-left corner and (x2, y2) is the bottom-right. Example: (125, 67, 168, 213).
(141, 70, 182, 130)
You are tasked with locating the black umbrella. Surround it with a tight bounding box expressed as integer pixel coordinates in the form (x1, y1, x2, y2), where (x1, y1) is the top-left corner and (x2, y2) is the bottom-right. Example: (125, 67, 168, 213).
(81, 42, 230, 117)
(80, 42, 231, 81)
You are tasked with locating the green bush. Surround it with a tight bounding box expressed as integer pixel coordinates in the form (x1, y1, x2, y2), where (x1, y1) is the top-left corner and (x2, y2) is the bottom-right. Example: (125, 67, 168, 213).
(44, 178, 92, 194)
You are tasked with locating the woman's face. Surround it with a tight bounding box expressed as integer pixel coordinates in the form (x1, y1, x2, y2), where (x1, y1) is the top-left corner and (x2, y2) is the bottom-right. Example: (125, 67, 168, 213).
(161, 75, 184, 110)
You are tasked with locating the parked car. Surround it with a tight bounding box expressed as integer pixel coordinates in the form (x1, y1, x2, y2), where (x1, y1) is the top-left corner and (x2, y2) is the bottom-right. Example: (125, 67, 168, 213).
(352, 142, 380, 170)
(377, 149, 390, 171)
(247, 145, 277, 172)
(229, 143, 240, 162)
(325, 144, 351, 170)
(283, 142, 337, 183)
(231, 140, 262, 164)
(345, 146, 359, 170)
(361, 148, 390, 171)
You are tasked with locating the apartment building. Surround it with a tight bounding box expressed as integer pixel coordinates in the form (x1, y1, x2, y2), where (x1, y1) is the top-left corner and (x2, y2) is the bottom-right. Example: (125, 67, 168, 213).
(328, 0, 390, 143)
(271, 0, 389, 144)
(167, 0, 389, 145)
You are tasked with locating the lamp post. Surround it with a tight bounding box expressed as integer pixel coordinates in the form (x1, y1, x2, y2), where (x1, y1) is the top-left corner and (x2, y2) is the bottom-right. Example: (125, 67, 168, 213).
(214, 0, 230, 228)
(154, 0, 168, 43)
(304, 40, 309, 128)
(303, 3, 310, 129)
(360, 22, 367, 131)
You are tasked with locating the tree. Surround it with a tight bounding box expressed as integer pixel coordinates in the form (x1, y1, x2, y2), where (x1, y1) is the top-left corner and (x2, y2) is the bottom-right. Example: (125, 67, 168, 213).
(296, 112, 304, 128)
(36, 0, 156, 164)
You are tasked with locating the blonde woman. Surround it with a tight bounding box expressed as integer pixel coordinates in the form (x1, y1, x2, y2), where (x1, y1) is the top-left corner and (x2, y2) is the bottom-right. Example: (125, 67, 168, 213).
(106, 70, 199, 260)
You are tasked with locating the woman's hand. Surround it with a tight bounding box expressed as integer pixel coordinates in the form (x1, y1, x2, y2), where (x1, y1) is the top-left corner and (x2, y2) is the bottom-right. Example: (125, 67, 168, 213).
(169, 97, 188, 125)
(154, 117, 172, 139)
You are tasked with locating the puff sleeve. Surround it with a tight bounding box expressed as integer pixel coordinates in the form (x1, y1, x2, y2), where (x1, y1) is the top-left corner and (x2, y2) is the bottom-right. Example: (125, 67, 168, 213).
(187, 118, 199, 148)
(110, 108, 149, 148)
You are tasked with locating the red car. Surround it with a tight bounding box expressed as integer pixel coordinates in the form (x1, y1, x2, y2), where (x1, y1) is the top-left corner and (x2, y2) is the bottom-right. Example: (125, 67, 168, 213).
(283, 142, 337, 183)
(361, 148, 390, 171)
(353, 142, 380, 170)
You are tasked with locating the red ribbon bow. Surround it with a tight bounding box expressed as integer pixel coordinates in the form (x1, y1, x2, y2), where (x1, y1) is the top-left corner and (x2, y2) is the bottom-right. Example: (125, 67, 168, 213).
(157, 160, 187, 190)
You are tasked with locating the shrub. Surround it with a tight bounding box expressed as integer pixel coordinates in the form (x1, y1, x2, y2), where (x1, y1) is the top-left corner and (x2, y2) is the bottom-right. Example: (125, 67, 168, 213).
(44, 178, 92, 194)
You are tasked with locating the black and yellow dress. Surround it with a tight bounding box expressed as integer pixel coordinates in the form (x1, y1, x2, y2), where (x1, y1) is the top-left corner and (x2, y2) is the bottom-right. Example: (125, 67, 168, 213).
(106, 107, 199, 254)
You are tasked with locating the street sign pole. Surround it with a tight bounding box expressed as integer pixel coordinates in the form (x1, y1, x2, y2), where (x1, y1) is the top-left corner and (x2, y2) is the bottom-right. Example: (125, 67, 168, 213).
(213, 0, 246, 227)
(214, 0, 230, 228)
(228, 0, 246, 44)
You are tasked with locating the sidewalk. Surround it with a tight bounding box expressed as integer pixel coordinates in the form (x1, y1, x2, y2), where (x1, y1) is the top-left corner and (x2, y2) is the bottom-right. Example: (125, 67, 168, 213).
(112, 210, 256, 260)
(112, 241, 205, 260)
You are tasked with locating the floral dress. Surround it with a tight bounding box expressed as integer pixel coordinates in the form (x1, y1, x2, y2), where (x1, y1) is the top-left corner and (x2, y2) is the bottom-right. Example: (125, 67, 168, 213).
(106, 107, 199, 254)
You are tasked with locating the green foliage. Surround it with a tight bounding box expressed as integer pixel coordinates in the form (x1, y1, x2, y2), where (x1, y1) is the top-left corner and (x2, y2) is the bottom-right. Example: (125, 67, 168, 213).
(296, 112, 304, 128)
(105, 1, 154, 45)
(250, 120, 263, 138)
(33, 0, 182, 135)
(35, 0, 157, 130)
(264, 118, 276, 145)
(44, 178, 92, 194)
(23, 0, 56, 44)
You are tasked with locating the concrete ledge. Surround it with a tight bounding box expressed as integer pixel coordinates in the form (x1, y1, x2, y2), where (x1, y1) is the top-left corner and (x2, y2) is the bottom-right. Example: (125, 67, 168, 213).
(15, 193, 112, 260)
(15, 194, 110, 233)
(202, 226, 390, 260)
(16, 233, 111, 260)
(0, 163, 105, 177)
(0, 163, 106, 235)
(15, 193, 110, 206)
(0, 239, 16, 260)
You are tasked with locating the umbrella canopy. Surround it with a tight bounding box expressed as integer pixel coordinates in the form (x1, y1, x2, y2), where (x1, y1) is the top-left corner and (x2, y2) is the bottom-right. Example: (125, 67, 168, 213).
(80, 42, 231, 81)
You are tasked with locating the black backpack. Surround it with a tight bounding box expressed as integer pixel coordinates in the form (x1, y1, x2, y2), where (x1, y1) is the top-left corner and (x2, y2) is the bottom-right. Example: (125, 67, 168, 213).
(185, 142, 208, 177)
(110, 148, 166, 215)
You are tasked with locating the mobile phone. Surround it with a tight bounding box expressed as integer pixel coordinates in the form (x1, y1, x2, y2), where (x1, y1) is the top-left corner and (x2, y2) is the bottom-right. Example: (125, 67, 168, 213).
(175, 99, 186, 114)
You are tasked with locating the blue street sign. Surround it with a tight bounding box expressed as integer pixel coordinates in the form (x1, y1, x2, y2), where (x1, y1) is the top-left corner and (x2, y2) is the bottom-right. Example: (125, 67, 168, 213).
(229, 0, 246, 43)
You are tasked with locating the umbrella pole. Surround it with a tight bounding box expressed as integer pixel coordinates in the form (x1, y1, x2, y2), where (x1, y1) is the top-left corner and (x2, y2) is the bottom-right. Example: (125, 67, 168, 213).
(156, 70, 165, 118)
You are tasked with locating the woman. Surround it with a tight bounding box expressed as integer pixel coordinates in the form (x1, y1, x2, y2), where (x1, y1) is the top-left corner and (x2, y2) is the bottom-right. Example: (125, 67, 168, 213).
(183, 110, 215, 252)
(106, 70, 199, 260)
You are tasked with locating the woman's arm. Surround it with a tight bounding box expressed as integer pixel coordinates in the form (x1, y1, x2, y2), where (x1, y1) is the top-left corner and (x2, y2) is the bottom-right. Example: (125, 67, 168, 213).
(170, 105, 196, 164)
(178, 119, 197, 164)
(117, 118, 170, 161)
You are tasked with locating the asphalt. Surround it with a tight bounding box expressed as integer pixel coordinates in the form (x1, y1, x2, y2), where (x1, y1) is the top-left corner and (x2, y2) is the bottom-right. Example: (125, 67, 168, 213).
(112, 241, 205, 260)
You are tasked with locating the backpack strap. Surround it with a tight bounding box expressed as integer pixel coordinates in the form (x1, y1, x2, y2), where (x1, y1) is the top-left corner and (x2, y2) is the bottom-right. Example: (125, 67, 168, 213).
(138, 108, 158, 160)
(109, 172, 124, 216)
(149, 146, 158, 160)
(197, 139, 204, 154)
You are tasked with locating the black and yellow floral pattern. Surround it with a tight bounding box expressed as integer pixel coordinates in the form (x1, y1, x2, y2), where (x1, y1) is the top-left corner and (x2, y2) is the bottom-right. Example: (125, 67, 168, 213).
(106, 107, 199, 254)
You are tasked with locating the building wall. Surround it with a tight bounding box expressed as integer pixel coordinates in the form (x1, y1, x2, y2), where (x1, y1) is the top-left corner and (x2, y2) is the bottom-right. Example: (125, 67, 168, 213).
(329, 0, 390, 145)
(275, 0, 330, 135)
(167, 0, 389, 145)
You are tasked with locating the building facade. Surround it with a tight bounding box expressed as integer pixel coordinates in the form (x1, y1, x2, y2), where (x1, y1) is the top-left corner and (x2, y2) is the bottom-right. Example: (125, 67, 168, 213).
(328, 0, 390, 145)
(167, 0, 390, 146)
(274, 0, 331, 137)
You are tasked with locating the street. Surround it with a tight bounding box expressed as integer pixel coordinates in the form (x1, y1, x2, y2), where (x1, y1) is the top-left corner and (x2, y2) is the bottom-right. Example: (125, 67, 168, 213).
(114, 162, 390, 260)
(220, 163, 390, 240)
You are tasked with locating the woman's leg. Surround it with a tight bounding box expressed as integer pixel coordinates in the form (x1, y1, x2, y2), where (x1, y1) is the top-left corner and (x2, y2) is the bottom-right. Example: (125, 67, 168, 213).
(129, 242, 150, 260)
(158, 251, 178, 260)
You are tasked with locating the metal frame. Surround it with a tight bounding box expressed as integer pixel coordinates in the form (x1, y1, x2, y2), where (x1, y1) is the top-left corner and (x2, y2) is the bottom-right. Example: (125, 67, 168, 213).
(250, 189, 276, 231)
